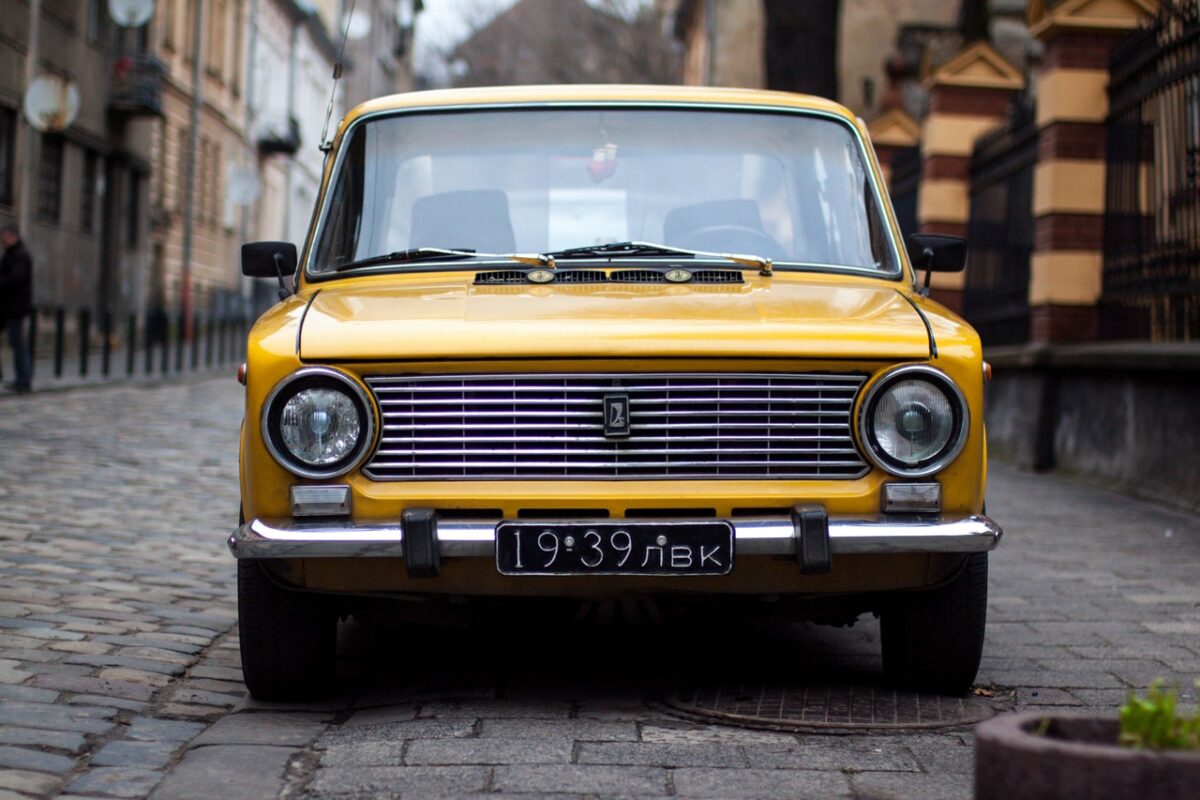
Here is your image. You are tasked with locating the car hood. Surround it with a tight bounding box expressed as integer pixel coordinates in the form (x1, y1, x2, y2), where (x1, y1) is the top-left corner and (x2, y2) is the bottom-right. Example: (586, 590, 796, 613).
(298, 273, 932, 361)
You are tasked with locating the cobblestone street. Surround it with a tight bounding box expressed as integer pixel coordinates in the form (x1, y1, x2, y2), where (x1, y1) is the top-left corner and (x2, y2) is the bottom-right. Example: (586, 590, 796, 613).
(0, 376, 1198, 799)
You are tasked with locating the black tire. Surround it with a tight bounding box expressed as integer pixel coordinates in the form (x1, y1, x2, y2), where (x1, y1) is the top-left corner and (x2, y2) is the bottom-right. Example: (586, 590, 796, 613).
(880, 552, 988, 696)
(237, 560, 336, 700)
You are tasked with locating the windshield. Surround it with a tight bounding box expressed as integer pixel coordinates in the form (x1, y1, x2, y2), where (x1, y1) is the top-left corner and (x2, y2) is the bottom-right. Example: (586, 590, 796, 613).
(309, 108, 898, 276)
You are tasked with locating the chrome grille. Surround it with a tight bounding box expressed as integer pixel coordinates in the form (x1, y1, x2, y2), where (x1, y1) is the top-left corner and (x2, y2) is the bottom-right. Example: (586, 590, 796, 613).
(363, 373, 869, 481)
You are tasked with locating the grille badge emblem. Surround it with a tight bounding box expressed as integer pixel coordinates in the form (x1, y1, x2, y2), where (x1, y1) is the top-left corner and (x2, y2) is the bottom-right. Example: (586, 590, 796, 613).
(603, 394, 631, 438)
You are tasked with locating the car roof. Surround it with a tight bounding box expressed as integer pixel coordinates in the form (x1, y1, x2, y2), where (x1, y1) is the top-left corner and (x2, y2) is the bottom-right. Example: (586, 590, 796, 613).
(342, 84, 859, 130)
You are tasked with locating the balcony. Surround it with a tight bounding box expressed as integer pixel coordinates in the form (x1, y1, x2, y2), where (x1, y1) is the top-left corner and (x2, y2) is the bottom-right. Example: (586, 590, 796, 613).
(257, 116, 302, 156)
(109, 54, 166, 117)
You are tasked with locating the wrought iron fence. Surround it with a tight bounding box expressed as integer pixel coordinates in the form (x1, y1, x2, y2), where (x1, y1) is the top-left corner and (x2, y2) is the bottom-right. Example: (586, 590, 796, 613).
(0, 306, 248, 389)
(963, 96, 1036, 346)
(889, 146, 921, 239)
(1103, 3, 1200, 340)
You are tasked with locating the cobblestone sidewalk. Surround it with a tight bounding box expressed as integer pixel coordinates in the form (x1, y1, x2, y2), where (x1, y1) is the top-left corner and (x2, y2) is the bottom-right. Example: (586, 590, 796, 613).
(0, 377, 1198, 800)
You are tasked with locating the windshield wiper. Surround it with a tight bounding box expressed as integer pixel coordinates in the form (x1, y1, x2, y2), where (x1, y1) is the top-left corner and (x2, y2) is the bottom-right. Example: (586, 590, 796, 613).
(545, 241, 699, 259)
(332, 248, 552, 273)
(544, 241, 773, 276)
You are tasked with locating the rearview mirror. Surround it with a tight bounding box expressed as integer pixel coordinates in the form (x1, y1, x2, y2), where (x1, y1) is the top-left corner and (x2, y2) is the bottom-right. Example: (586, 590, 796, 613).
(906, 233, 965, 273)
(242, 241, 297, 278)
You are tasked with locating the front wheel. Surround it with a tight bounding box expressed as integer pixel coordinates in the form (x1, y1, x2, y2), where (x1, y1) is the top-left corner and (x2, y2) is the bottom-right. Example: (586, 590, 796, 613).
(237, 560, 336, 700)
(880, 552, 988, 696)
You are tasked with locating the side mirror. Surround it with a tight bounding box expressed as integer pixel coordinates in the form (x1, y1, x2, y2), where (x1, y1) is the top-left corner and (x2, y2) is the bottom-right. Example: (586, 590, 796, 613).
(242, 241, 297, 278)
(906, 233, 966, 273)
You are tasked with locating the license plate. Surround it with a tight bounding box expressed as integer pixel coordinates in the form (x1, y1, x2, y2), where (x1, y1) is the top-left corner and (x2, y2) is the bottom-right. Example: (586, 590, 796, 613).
(495, 521, 734, 576)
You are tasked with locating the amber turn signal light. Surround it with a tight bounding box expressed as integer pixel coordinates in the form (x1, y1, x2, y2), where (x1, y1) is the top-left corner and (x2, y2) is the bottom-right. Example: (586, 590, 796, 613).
(237, 362, 247, 385)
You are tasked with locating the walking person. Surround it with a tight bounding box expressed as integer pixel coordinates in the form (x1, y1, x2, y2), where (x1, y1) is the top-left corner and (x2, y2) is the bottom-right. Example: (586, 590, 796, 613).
(0, 224, 34, 393)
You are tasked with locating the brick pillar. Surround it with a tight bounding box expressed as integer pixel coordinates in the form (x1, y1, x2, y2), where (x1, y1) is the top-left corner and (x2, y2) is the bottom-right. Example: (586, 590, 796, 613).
(917, 42, 1024, 313)
(867, 110, 919, 189)
(1026, 0, 1159, 342)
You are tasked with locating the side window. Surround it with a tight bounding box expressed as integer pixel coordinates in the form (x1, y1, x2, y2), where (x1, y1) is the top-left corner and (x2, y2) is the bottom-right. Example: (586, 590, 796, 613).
(312, 128, 366, 269)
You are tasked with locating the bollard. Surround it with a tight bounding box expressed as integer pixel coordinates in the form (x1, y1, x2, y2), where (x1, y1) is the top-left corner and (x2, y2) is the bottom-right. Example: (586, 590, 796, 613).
(78, 309, 91, 377)
(217, 317, 227, 364)
(27, 313, 37, 378)
(205, 314, 215, 367)
(191, 317, 201, 370)
(175, 314, 185, 372)
(101, 311, 112, 377)
(54, 307, 65, 378)
(126, 315, 136, 376)
(160, 316, 170, 374)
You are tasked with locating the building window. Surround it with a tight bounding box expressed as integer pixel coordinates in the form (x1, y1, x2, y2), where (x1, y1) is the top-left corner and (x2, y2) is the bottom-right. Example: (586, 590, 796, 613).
(183, 0, 197, 61)
(211, 141, 222, 226)
(81, 150, 99, 233)
(37, 136, 65, 224)
(87, 0, 110, 47)
(231, 0, 244, 96)
(163, 0, 176, 51)
(176, 126, 189, 211)
(0, 107, 15, 206)
(207, 0, 227, 80)
(127, 173, 141, 247)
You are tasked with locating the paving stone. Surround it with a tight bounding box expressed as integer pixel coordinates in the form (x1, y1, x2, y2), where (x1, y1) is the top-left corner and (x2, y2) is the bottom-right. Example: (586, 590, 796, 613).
(68, 767, 165, 798)
(902, 734, 975, 775)
(419, 699, 572, 719)
(0, 745, 77, 773)
(97, 668, 174, 688)
(156, 703, 232, 721)
(32, 677, 153, 705)
(191, 712, 327, 747)
(478, 719, 639, 742)
(405, 738, 572, 766)
(0, 659, 32, 684)
(851, 771, 971, 800)
(307, 765, 491, 796)
(493, 765, 668, 795)
(320, 718, 477, 746)
(188, 665, 243, 682)
(0, 703, 116, 735)
(91, 740, 184, 769)
(48, 640, 114, 655)
(0, 768, 62, 795)
(69, 694, 150, 712)
(0, 727, 87, 752)
(0, 683, 59, 703)
(126, 718, 207, 743)
(672, 767, 852, 798)
(63, 654, 186, 675)
(578, 742, 746, 768)
(744, 737, 919, 772)
(169, 688, 240, 707)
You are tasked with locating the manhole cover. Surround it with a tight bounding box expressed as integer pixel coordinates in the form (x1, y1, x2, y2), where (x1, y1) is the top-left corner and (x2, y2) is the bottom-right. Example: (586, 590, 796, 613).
(661, 684, 995, 734)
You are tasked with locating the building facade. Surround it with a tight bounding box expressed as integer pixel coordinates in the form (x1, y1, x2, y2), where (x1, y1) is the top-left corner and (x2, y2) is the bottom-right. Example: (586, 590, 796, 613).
(0, 0, 158, 319)
(1, 0, 420, 333)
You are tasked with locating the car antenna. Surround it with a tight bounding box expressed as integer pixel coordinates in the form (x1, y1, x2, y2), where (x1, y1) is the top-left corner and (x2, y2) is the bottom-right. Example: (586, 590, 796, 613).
(318, 0, 357, 152)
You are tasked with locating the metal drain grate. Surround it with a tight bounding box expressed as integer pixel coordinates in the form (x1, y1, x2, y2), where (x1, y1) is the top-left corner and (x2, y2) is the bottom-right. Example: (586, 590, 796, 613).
(661, 684, 995, 734)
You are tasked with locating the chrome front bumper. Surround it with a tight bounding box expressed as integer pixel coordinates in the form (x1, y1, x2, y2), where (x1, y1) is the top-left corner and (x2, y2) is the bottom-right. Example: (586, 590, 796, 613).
(228, 514, 1002, 560)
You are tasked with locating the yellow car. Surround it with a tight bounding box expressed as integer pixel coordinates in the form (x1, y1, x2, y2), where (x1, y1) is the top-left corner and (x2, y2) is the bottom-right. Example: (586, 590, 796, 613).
(230, 85, 1001, 700)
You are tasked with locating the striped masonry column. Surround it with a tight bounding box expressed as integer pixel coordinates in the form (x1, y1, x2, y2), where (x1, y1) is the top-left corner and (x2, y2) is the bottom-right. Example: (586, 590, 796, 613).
(1026, 0, 1159, 342)
(917, 42, 1024, 314)
(867, 110, 920, 189)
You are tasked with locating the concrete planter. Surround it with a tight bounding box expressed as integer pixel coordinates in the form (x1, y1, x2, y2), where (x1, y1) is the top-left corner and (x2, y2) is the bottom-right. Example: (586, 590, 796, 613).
(975, 712, 1200, 800)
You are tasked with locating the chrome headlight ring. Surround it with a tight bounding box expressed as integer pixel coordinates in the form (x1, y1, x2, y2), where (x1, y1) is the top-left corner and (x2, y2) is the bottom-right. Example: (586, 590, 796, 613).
(261, 366, 377, 479)
(857, 364, 969, 478)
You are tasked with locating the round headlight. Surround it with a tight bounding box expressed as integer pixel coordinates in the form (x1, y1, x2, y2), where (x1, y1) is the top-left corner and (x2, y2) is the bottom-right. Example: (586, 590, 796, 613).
(859, 365, 968, 477)
(263, 368, 374, 478)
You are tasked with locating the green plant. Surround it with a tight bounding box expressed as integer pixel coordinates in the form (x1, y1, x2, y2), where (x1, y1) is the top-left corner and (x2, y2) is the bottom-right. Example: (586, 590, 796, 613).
(1118, 679, 1200, 751)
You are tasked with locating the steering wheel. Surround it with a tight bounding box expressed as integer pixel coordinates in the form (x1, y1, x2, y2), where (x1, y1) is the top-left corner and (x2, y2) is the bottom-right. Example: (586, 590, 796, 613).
(679, 225, 788, 260)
